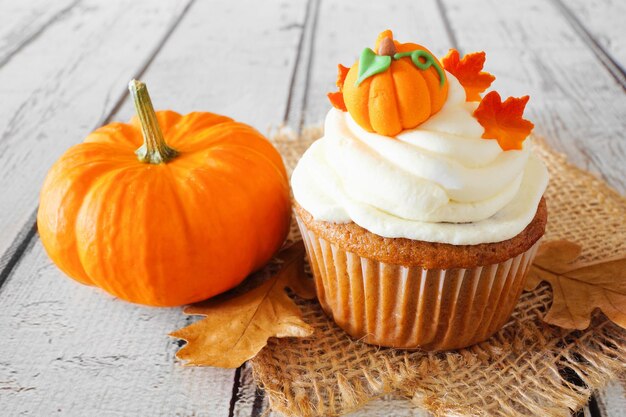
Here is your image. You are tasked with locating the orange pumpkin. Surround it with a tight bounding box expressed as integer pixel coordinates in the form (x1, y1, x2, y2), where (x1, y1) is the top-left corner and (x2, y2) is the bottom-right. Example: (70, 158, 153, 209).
(37, 80, 291, 307)
(338, 30, 449, 136)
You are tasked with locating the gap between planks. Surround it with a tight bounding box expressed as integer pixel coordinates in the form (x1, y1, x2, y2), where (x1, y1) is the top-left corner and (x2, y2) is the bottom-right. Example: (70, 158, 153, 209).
(549, 0, 626, 91)
(0, 0, 80, 68)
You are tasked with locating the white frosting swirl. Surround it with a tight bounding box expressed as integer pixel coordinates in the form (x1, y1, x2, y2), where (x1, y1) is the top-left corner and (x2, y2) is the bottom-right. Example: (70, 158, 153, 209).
(291, 72, 548, 245)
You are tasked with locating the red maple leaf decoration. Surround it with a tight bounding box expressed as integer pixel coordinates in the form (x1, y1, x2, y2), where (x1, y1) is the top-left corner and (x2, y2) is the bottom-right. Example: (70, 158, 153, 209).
(327, 64, 350, 111)
(473, 91, 534, 151)
(442, 49, 495, 102)
(327, 92, 346, 111)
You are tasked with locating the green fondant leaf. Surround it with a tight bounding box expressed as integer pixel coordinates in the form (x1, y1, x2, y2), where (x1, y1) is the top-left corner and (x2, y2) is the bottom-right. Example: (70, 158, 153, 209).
(356, 48, 391, 86)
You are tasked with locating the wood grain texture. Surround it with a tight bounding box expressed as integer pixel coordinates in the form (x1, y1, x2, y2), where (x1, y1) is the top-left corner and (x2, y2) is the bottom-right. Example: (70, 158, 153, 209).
(111, 0, 309, 131)
(440, 0, 626, 194)
(0, 0, 192, 274)
(0, 241, 235, 417)
(564, 0, 626, 71)
(550, 0, 626, 93)
(0, 0, 78, 67)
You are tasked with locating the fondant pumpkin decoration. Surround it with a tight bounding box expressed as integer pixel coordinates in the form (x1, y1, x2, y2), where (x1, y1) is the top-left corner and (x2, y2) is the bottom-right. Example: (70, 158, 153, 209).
(328, 30, 449, 136)
(37, 80, 291, 307)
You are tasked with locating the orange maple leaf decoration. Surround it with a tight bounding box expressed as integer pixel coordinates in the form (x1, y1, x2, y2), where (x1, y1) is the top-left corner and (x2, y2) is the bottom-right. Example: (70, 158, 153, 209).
(473, 91, 534, 151)
(442, 49, 495, 101)
(327, 64, 349, 111)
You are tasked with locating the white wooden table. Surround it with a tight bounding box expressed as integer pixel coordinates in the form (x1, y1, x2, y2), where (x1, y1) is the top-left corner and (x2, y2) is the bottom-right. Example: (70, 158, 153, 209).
(0, 0, 624, 416)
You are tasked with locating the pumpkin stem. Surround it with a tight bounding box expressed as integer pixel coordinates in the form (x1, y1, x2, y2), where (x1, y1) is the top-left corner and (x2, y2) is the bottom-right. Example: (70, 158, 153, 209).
(378, 37, 396, 56)
(129, 79, 179, 164)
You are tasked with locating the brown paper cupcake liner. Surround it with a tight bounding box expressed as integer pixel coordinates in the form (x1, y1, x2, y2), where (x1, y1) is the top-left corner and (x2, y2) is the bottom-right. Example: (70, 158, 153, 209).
(297, 215, 540, 351)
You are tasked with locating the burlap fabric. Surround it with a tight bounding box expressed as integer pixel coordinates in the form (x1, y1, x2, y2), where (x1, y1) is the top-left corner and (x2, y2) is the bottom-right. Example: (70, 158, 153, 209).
(251, 128, 626, 417)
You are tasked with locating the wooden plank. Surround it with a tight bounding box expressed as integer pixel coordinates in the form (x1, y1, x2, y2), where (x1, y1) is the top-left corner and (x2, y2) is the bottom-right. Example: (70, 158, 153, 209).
(439, 0, 626, 194)
(110, 0, 309, 131)
(0, 0, 78, 67)
(0, 0, 308, 415)
(560, 0, 626, 74)
(0, 0, 192, 276)
(0, 241, 236, 416)
(281, 0, 320, 132)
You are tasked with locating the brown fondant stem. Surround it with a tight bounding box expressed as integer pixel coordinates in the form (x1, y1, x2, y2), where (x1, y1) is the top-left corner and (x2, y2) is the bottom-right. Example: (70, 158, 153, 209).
(378, 37, 396, 56)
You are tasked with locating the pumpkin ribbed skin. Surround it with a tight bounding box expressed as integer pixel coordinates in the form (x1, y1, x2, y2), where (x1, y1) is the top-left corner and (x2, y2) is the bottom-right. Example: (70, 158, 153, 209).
(37, 110, 291, 306)
(342, 41, 449, 137)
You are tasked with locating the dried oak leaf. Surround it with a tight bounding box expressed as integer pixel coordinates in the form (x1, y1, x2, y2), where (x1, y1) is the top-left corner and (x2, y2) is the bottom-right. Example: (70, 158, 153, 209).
(170, 241, 315, 368)
(525, 240, 626, 330)
(442, 49, 495, 101)
(473, 91, 534, 151)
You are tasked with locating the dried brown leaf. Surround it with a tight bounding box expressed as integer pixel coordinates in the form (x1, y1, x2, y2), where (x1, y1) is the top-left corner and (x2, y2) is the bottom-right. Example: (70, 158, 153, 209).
(525, 240, 626, 330)
(170, 241, 315, 368)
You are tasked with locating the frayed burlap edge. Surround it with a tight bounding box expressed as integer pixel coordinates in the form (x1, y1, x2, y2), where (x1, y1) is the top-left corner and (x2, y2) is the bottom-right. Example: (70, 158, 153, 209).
(250, 127, 626, 417)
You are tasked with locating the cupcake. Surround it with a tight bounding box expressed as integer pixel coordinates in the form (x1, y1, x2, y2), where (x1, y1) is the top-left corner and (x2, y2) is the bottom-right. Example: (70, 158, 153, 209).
(291, 30, 548, 351)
